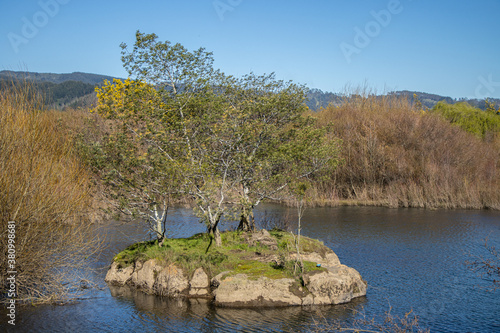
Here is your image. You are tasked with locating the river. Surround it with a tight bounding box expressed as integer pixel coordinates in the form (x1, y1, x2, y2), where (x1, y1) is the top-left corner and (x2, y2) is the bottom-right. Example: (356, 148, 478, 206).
(2, 205, 500, 332)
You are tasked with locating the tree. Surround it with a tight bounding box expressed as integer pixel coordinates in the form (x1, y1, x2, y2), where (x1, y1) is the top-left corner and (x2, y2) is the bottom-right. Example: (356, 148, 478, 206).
(216, 73, 341, 231)
(92, 78, 178, 242)
(94, 31, 235, 246)
(93, 31, 341, 246)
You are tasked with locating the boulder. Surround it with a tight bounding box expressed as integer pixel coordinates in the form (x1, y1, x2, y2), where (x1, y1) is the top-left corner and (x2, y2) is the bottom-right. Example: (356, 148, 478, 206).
(290, 252, 341, 267)
(105, 262, 134, 285)
(131, 259, 163, 293)
(189, 267, 210, 296)
(155, 264, 189, 297)
(303, 265, 367, 305)
(213, 274, 303, 307)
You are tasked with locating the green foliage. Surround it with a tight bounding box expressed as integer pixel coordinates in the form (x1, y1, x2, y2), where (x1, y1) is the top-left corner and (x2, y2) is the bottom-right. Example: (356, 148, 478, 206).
(91, 30, 341, 242)
(432, 101, 500, 139)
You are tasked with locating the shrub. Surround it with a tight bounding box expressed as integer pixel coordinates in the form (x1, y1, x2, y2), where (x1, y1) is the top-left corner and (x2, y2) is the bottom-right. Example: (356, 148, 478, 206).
(432, 101, 500, 140)
(0, 81, 101, 304)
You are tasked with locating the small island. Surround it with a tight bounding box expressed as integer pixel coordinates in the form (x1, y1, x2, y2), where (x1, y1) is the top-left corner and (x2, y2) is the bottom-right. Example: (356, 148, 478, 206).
(105, 229, 367, 307)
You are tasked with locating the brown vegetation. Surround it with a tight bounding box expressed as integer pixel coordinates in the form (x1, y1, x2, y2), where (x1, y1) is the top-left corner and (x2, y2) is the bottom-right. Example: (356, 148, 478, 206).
(71, 92, 500, 211)
(0, 82, 101, 304)
(312, 94, 500, 209)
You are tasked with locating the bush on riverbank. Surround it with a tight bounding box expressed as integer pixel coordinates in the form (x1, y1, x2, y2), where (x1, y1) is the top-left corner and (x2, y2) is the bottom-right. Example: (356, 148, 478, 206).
(0, 82, 101, 304)
(431, 101, 500, 141)
(313, 95, 500, 209)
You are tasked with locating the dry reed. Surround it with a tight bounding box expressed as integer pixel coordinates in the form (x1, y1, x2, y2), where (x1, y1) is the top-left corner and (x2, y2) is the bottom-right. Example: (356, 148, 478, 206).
(0, 81, 102, 304)
(313, 94, 500, 209)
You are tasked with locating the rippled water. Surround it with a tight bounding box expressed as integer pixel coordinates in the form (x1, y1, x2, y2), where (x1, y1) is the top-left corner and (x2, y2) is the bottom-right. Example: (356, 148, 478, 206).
(2, 205, 500, 332)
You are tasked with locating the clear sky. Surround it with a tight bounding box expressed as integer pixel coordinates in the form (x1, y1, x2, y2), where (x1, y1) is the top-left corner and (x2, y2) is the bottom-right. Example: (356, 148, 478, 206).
(1, 0, 499, 99)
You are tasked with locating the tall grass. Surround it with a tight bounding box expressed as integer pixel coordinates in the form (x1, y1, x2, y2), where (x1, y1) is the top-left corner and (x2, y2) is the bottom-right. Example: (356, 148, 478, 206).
(0, 81, 101, 304)
(313, 94, 500, 209)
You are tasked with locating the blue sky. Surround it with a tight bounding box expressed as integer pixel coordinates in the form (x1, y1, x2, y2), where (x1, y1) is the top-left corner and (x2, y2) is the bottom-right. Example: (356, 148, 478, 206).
(1, 0, 499, 99)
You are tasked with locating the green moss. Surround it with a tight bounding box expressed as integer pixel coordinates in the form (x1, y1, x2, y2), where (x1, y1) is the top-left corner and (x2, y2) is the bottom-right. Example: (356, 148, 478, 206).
(269, 230, 325, 254)
(230, 260, 288, 279)
(112, 230, 328, 281)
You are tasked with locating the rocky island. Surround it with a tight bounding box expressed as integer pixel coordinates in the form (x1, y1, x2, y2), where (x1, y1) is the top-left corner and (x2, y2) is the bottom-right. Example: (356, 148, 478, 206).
(105, 229, 367, 307)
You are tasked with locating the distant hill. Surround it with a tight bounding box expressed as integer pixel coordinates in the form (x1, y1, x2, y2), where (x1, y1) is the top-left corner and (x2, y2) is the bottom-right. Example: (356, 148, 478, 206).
(306, 88, 343, 110)
(307, 88, 499, 111)
(0, 70, 124, 109)
(388, 90, 456, 109)
(0, 70, 119, 85)
(1, 71, 498, 111)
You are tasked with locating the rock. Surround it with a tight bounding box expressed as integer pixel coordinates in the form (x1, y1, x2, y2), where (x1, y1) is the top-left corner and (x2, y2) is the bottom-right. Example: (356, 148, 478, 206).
(211, 271, 231, 289)
(105, 262, 134, 285)
(131, 259, 162, 293)
(105, 231, 367, 307)
(324, 252, 341, 266)
(290, 251, 340, 267)
(302, 293, 315, 306)
(189, 267, 210, 296)
(213, 274, 302, 307)
(155, 264, 189, 297)
(246, 229, 278, 250)
(303, 265, 367, 305)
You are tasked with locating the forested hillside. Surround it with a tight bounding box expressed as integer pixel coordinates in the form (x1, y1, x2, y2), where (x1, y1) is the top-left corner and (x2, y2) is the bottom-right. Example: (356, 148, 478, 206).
(0, 70, 118, 85)
(307, 88, 500, 111)
(2, 70, 499, 111)
(0, 71, 121, 109)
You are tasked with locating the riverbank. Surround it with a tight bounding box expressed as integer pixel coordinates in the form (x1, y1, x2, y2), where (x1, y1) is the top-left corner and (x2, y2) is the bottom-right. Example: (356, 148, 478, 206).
(279, 197, 500, 210)
(105, 230, 367, 307)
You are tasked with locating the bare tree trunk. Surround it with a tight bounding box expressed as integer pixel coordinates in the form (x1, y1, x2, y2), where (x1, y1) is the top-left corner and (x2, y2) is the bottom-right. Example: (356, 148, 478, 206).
(207, 224, 222, 248)
(214, 227, 222, 247)
(206, 213, 222, 248)
(237, 213, 255, 232)
(237, 187, 256, 232)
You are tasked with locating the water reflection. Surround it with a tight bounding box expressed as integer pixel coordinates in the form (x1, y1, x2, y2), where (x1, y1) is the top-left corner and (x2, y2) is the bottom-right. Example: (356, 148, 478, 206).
(107, 284, 366, 332)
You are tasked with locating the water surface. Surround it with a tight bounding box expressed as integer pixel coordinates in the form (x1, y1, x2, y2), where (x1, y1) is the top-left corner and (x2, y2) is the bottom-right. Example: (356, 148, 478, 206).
(2, 205, 499, 332)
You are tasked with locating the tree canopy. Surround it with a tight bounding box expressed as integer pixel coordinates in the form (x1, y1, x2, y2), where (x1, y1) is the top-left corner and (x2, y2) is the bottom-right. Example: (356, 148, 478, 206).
(93, 31, 340, 246)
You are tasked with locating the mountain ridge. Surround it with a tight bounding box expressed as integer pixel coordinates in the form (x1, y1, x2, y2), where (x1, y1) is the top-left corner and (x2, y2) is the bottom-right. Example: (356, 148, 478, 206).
(1, 70, 498, 111)
(0, 70, 122, 85)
